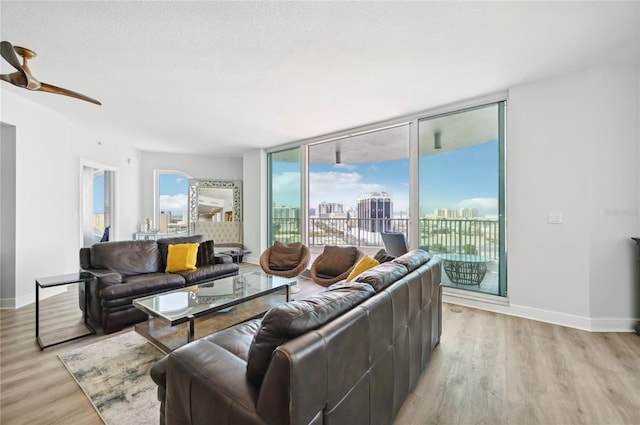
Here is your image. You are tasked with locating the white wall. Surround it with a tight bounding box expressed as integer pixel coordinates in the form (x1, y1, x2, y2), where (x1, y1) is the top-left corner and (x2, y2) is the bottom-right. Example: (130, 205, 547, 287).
(0, 123, 17, 306)
(448, 66, 639, 331)
(0, 90, 140, 308)
(586, 67, 639, 325)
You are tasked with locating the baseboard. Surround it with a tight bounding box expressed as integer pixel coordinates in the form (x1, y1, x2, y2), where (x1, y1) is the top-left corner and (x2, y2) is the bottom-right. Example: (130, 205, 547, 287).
(0, 292, 33, 309)
(589, 318, 640, 332)
(243, 255, 259, 265)
(443, 290, 638, 332)
(0, 297, 15, 309)
(1, 286, 71, 310)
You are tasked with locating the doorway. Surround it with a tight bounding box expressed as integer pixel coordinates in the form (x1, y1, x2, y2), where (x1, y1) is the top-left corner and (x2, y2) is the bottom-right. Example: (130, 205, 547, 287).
(81, 162, 117, 247)
(418, 102, 506, 296)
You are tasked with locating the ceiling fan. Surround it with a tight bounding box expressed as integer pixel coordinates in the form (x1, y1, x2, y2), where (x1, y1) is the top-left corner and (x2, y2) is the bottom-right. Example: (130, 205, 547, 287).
(0, 41, 101, 105)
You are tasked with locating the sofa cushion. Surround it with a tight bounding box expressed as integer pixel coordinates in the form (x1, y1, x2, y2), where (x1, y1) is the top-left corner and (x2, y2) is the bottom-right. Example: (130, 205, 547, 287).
(91, 240, 161, 276)
(175, 263, 240, 285)
(346, 255, 379, 282)
(246, 282, 375, 384)
(268, 241, 302, 271)
(196, 240, 216, 267)
(392, 249, 431, 272)
(166, 243, 199, 272)
(315, 245, 358, 277)
(355, 261, 409, 292)
(99, 272, 186, 301)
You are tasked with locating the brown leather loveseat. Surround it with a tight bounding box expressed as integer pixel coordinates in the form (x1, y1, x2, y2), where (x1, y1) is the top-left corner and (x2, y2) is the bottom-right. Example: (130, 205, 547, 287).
(79, 235, 239, 333)
(151, 249, 442, 425)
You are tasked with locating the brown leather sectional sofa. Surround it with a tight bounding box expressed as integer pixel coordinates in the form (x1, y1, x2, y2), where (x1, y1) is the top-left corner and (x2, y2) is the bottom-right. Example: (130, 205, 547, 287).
(151, 249, 442, 425)
(79, 235, 239, 334)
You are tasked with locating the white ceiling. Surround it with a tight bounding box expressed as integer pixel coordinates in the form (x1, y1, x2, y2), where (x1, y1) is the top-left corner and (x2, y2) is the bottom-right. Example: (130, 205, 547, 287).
(1, 1, 638, 157)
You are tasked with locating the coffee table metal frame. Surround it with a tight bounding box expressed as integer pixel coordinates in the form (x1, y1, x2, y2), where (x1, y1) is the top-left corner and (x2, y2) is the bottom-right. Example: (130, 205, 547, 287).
(133, 271, 293, 344)
(35, 272, 96, 349)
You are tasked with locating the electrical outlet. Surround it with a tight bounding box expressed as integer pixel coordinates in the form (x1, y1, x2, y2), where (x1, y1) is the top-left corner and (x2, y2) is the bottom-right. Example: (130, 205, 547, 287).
(548, 212, 563, 224)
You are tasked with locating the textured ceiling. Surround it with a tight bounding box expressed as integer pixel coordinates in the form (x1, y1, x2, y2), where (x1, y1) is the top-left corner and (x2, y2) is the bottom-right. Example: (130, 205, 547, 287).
(0, 1, 638, 157)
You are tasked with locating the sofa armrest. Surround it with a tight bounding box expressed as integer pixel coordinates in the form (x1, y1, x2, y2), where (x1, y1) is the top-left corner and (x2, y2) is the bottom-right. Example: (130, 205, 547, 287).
(164, 338, 264, 425)
(257, 331, 328, 425)
(82, 268, 123, 291)
(214, 253, 233, 264)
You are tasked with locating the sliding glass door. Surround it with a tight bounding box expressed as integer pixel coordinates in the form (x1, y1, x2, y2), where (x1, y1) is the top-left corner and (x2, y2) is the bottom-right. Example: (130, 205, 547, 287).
(418, 102, 506, 296)
(306, 125, 410, 257)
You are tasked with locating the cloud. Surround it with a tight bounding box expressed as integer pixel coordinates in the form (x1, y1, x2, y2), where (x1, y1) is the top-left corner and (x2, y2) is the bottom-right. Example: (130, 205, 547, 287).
(310, 171, 385, 209)
(458, 197, 498, 214)
(159, 193, 188, 212)
(334, 163, 357, 171)
(272, 172, 301, 205)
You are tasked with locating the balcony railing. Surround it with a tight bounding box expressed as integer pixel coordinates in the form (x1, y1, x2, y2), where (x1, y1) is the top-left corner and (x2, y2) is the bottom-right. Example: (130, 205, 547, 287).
(272, 217, 499, 260)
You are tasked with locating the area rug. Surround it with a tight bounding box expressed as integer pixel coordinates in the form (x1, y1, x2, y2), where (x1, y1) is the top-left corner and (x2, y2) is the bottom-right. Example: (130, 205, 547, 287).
(59, 332, 163, 425)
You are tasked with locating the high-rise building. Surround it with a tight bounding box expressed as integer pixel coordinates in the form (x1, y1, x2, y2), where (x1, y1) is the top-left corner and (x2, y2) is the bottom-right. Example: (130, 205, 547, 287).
(357, 192, 393, 232)
(273, 204, 300, 219)
(318, 202, 345, 218)
(434, 208, 459, 219)
(460, 208, 478, 218)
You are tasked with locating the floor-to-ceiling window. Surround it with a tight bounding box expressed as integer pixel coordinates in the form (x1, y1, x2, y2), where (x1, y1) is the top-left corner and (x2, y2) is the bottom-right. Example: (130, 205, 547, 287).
(418, 102, 506, 296)
(268, 147, 302, 244)
(307, 125, 410, 257)
(267, 98, 507, 297)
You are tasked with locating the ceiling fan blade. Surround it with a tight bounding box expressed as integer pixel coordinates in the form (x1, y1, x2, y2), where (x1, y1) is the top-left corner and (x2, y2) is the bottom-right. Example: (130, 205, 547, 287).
(0, 71, 28, 87)
(0, 41, 27, 86)
(39, 82, 102, 105)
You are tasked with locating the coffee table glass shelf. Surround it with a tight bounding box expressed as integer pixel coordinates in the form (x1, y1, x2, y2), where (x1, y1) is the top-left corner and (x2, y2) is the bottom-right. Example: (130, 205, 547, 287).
(133, 271, 294, 352)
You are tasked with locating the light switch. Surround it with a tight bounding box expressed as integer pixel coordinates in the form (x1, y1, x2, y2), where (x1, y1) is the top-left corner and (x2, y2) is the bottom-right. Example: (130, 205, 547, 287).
(548, 212, 563, 224)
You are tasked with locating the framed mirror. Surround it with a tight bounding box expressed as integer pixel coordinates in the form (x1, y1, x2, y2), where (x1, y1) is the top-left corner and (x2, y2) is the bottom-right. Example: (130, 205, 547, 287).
(189, 180, 243, 245)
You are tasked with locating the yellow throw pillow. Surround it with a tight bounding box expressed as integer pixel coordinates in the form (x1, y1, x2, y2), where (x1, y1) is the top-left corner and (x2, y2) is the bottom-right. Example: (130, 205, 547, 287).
(165, 243, 199, 273)
(346, 255, 379, 282)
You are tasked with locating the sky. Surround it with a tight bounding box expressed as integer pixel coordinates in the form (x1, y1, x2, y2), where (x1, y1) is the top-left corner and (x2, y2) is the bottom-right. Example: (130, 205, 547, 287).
(93, 174, 104, 213)
(158, 173, 189, 214)
(272, 140, 499, 216)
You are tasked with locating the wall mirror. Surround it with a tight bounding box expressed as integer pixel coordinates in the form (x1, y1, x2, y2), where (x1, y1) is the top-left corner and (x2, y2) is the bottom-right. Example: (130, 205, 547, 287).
(188, 180, 242, 241)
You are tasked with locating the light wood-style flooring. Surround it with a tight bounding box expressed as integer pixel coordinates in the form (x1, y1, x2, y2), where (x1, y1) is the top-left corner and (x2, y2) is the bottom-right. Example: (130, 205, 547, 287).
(1, 267, 639, 424)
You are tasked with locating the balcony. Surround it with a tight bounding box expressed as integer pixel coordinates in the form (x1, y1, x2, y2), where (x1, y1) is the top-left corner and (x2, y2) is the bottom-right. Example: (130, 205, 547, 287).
(272, 217, 500, 295)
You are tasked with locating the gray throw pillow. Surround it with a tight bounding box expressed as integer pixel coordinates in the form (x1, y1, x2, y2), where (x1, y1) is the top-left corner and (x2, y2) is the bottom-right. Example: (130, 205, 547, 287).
(392, 249, 431, 272)
(373, 248, 396, 263)
(196, 240, 216, 267)
(355, 262, 408, 292)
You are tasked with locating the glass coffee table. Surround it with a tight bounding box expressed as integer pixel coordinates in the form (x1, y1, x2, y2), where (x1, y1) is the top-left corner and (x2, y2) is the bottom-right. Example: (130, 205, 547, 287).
(133, 271, 294, 352)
